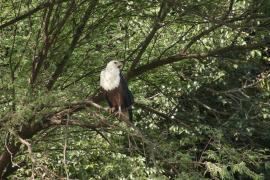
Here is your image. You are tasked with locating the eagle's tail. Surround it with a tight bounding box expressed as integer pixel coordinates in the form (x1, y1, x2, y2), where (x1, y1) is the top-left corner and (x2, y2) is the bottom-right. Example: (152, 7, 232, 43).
(122, 107, 133, 122)
(128, 107, 133, 122)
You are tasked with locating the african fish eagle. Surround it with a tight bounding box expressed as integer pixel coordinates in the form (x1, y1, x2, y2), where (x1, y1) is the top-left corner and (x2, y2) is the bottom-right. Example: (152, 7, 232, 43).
(100, 60, 134, 121)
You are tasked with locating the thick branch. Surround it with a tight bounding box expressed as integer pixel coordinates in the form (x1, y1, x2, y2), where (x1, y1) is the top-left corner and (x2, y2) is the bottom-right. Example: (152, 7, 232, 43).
(0, 99, 106, 178)
(128, 41, 268, 79)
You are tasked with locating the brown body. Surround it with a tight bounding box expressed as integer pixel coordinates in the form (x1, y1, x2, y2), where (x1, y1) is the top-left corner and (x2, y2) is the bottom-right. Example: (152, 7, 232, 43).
(103, 86, 125, 110)
(102, 80, 133, 121)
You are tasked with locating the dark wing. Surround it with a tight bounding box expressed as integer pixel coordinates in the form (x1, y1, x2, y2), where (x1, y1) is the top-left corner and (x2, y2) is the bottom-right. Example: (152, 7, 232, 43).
(120, 72, 134, 121)
(120, 72, 134, 108)
(105, 94, 113, 108)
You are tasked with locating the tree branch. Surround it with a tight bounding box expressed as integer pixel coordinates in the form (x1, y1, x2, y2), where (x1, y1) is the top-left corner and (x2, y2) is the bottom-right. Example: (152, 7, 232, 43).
(135, 102, 191, 129)
(128, 41, 268, 79)
(46, 0, 98, 90)
(128, 1, 168, 74)
(0, 0, 67, 30)
(30, 0, 75, 86)
(0, 99, 108, 178)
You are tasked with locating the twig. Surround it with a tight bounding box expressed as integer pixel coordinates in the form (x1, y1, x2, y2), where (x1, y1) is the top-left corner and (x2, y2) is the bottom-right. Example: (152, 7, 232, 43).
(63, 114, 69, 180)
(199, 137, 213, 163)
(11, 131, 36, 180)
(4, 133, 19, 168)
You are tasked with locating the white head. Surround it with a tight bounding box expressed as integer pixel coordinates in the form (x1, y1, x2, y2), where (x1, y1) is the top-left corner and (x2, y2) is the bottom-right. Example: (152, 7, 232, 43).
(100, 60, 123, 91)
(105, 60, 123, 70)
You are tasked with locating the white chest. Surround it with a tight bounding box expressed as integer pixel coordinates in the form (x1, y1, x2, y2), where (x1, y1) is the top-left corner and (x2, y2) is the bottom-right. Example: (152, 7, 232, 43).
(100, 69, 120, 91)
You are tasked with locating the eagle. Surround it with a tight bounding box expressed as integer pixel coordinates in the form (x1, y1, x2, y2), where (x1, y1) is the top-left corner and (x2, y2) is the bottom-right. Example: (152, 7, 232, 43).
(100, 60, 134, 121)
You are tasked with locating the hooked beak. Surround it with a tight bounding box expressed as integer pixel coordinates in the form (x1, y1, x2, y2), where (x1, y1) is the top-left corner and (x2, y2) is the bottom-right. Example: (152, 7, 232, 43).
(117, 61, 123, 69)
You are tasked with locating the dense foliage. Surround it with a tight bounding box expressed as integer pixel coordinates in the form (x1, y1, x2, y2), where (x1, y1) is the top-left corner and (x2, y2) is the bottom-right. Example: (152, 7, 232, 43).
(0, 0, 270, 179)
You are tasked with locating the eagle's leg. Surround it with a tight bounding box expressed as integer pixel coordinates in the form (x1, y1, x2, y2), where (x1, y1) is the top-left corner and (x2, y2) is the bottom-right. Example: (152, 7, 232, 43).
(114, 106, 122, 118)
(117, 106, 122, 118)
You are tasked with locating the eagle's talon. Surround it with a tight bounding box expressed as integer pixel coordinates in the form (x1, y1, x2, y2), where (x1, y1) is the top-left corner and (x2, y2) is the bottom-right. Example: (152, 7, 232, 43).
(108, 107, 115, 114)
(114, 110, 122, 118)
(118, 112, 121, 118)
